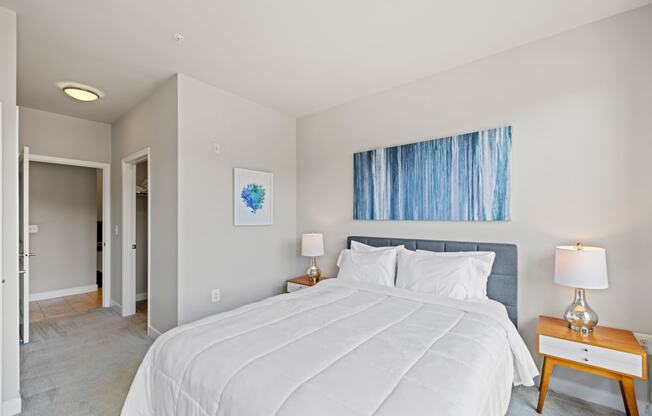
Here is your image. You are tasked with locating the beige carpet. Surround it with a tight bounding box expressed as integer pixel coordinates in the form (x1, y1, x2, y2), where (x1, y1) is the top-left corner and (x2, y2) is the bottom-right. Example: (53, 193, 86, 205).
(19, 304, 623, 415)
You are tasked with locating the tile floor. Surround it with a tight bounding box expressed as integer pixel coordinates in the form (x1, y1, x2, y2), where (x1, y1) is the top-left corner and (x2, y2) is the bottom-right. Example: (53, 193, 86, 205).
(29, 289, 103, 322)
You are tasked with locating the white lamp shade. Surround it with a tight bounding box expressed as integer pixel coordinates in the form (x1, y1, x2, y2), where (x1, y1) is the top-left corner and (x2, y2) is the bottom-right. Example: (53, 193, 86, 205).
(301, 233, 324, 257)
(554, 245, 608, 289)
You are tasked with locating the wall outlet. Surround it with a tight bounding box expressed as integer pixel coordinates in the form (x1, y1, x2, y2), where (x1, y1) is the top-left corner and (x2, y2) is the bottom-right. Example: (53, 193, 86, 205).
(29, 224, 39, 233)
(211, 289, 221, 303)
(213, 143, 221, 154)
(634, 332, 652, 353)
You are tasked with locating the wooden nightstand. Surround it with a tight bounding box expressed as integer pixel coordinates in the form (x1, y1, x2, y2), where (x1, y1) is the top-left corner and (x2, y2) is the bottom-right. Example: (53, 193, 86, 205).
(286, 275, 332, 293)
(536, 316, 647, 415)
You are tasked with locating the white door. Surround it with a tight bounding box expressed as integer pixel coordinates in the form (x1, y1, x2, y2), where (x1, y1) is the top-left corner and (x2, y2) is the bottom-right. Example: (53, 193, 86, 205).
(19, 145, 30, 343)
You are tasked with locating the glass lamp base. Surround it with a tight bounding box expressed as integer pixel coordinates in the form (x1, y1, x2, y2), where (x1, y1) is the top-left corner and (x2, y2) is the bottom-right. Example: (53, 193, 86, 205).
(563, 288, 598, 334)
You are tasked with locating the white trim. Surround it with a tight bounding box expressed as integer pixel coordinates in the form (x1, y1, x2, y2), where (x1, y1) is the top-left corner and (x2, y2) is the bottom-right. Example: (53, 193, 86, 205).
(2, 396, 22, 416)
(29, 154, 108, 169)
(29, 153, 112, 309)
(148, 326, 162, 339)
(121, 148, 151, 334)
(135, 292, 147, 301)
(29, 284, 98, 302)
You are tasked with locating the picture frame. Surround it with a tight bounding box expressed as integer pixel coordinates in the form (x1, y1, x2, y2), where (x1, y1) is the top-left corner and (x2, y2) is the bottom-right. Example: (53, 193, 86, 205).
(234, 168, 273, 226)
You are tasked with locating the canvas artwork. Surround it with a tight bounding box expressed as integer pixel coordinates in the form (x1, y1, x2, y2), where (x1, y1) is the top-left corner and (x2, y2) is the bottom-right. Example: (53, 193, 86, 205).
(353, 126, 511, 221)
(234, 168, 273, 225)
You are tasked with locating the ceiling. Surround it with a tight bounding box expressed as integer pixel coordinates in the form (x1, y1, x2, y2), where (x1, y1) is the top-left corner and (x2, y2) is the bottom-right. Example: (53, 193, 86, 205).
(1, 0, 650, 123)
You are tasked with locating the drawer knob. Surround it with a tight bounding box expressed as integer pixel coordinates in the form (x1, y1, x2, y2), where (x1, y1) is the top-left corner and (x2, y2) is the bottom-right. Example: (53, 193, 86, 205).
(583, 348, 589, 352)
(583, 358, 589, 362)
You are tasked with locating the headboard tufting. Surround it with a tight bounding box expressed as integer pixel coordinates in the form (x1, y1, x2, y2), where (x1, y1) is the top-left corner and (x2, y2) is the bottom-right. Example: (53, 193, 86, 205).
(347, 236, 518, 327)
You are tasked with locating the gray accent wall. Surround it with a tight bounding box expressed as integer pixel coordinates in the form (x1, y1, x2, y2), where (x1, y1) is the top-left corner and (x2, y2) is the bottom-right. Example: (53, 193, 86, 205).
(29, 162, 97, 294)
(111, 76, 178, 333)
(176, 74, 297, 325)
(296, 6, 652, 411)
(0, 5, 18, 407)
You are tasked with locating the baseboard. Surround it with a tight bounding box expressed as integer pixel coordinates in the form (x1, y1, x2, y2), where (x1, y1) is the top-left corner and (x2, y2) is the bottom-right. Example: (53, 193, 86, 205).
(148, 326, 162, 339)
(30, 284, 98, 301)
(135, 292, 147, 301)
(2, 396, 22, 416)
(550, 375, 649, 414)
(110, 299, 122, 314)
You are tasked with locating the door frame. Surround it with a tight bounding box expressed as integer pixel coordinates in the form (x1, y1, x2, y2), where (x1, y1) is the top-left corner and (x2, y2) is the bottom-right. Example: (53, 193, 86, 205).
(121, 148, 150, 331)
(28, 153, 112, 308)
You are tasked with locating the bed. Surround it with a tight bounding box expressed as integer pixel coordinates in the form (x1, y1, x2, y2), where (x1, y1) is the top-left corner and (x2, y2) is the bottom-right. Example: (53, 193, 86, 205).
(121, 237, 537, 416)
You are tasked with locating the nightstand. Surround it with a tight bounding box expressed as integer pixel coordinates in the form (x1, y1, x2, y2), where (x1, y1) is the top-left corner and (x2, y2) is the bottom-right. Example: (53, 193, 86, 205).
(536, 316, 647, 415)
(286, 275, 332, 293)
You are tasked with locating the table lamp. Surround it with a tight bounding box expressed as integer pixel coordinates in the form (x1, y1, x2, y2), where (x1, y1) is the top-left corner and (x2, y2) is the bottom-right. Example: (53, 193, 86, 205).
(554, 243, 608, 334)
(302, 233, 324, 283)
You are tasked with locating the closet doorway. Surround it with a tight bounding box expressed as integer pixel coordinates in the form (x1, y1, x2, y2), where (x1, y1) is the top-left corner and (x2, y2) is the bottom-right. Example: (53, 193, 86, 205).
(121, 148, 151, 334)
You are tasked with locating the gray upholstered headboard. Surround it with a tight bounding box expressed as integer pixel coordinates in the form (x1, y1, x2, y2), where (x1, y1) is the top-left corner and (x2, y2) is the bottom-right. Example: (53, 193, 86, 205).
(347, 236, 518, 327)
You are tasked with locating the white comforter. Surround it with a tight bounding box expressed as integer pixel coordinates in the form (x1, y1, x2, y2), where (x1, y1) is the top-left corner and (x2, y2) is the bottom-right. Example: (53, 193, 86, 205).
(122, 279, 538, 416)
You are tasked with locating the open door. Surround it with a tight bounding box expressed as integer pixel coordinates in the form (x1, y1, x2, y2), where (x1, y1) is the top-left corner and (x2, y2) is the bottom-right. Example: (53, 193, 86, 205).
(19, 145, 30, 343)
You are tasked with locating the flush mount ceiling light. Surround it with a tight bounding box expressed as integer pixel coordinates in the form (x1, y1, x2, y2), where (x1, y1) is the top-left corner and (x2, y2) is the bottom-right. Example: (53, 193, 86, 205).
(56, 82, 105, 102)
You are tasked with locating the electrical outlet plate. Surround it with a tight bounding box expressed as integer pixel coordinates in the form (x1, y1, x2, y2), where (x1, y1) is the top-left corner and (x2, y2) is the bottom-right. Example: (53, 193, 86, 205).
(634, 332, 652, 353)
(211, 289, 221, 303)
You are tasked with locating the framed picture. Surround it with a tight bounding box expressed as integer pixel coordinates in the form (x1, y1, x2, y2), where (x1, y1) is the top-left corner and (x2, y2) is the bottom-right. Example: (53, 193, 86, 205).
(354, 126, 511, 221)
(234, 168, 273, 226)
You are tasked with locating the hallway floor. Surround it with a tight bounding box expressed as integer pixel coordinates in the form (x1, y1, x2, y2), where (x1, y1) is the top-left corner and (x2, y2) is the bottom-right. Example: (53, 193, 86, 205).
(30, 290, 103, 322)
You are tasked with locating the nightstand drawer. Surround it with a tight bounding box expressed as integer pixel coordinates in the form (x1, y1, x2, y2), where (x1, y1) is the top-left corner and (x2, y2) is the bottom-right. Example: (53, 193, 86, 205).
(539, 335, 643, 377)
(286, 282, 307, 293)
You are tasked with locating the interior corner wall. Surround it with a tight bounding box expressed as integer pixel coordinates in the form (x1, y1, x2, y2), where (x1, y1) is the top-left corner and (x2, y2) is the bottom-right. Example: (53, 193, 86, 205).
(295, 5, 652, 412)
(176, 74, 297, 325)
(111, 75, 178, 334)
(0, 5, 19, 410)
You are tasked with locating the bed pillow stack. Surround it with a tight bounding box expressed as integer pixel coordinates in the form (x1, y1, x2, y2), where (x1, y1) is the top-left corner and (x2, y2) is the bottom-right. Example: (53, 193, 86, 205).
(336, 241, 495, 300)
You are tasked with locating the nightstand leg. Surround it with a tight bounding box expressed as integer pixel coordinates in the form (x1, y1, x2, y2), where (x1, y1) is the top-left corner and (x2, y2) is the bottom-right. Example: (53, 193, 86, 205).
(536, 356, 554, 414)
(619, 377, 638, 416)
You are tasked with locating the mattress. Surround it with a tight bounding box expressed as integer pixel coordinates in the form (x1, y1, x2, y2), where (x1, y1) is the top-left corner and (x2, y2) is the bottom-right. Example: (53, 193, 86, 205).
(121, 279, 538, 416)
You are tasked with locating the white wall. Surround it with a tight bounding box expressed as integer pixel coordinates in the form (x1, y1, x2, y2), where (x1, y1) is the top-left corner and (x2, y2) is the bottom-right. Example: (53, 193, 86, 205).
(19, 107, 111, 163)
(0, 6, 19, 412)
(177, 74, 297, 324)
(111, 76, 178, 333)
(296, 5, 652, 411)
(29, 162, 97, 294)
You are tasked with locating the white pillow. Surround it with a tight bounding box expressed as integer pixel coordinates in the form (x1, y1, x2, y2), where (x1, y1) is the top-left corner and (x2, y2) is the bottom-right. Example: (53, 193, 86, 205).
(336, 241, 405, 266)
(336, 249, 397, 287)
(416, 250, 495, 299)
(396, 249, 489, 299)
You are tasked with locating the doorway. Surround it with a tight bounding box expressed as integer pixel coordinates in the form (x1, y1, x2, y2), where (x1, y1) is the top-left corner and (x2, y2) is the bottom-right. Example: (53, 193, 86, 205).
(18, 147, 111, 343)
(121, 148, 151, 334)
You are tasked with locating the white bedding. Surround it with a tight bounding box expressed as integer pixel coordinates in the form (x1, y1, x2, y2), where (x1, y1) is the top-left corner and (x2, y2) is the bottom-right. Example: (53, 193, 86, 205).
(122, 279, 538, 416)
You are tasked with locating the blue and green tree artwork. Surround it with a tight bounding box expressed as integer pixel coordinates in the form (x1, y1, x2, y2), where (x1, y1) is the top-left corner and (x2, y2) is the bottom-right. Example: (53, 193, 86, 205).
(241, 183, 266, 213)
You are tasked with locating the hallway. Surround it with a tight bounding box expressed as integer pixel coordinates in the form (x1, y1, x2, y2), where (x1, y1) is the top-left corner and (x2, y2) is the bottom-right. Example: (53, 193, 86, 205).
(29, 290, 102, 322)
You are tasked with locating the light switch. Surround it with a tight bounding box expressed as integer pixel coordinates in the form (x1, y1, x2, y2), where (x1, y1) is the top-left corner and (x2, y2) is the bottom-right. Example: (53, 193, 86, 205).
(29, 224, 39, 233)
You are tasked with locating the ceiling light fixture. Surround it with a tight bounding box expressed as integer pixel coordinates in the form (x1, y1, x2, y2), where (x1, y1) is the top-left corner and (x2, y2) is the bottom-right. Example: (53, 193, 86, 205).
(57, 82, 104, 102)
(63, 86, 99, 102)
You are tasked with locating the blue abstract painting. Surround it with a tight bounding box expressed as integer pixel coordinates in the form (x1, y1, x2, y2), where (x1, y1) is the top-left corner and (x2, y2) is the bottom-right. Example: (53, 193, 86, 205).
(240, 184, 266, 213)
(353, 126, 511, 221)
